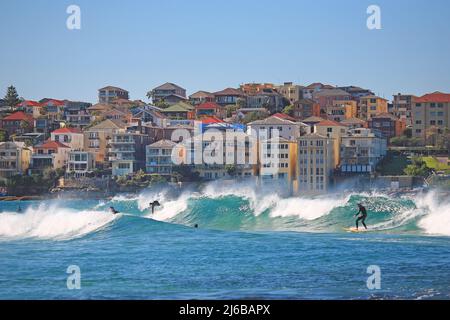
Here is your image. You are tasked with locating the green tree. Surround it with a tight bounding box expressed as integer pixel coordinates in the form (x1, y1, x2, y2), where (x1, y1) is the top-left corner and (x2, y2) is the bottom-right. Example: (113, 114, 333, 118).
(404, 157, 430, 176)
(3, 85, 21, 109)
(242, 111, 266, 124)
(225, 164, 237, 177)
(282, 104, 295, 117)
(0, 129, 8, 142)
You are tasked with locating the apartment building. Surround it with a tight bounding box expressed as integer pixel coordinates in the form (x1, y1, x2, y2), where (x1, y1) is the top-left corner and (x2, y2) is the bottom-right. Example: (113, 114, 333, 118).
(368, 113, 406, 140)
(312, 89, 352, 111)
(314, 120, 347, 168)
(240, 83, 275, 95)
(275, 82, 304, 104)
(247, 116, 304, 141)
(83, 119, 127, 167)
(0, 141, 31, 181)
(259, 137, 298, 193)
(326, 100, 357, 122)
(340, 128, 387, 174)
(292, 99, 321, 120)
(296, 133, 335, 195)
(358, 95, 388, 120)
(109, 132, 150, 176)
(146, 139, 178, 176)
(392, 94, 417, 126)
(411, 92, 450, 144)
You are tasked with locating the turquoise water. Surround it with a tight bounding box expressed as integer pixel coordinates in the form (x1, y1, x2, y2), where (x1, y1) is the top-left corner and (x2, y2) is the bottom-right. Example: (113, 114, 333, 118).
(1, 182, 450, 299)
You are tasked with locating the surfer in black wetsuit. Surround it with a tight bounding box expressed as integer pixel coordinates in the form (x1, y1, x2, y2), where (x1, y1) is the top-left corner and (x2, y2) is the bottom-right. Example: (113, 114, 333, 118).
(149, 200, 161, 214)
(109, 206, 120, 215)
(354, 203, 368, 230)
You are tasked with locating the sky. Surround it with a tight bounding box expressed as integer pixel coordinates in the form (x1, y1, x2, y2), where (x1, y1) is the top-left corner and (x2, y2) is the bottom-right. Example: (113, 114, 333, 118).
(1, 0, 449, 103)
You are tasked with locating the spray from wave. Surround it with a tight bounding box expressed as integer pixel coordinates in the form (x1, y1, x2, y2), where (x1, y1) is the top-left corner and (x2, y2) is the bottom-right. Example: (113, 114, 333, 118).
(0, 204, 118, 241)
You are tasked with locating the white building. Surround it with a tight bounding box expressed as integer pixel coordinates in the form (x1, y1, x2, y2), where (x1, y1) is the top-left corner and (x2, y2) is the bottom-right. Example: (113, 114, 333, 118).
(340, 128, 387, 174)
(247, 116, 303, 141)
(67, 151, 95, 177)
(146, 140, 178, 176)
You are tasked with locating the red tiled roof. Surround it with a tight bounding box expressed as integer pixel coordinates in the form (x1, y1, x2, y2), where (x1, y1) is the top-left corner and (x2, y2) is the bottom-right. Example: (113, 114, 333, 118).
(2, 111, 34, 122)
(316, 119, 345, 127)
(196, 102, 221, 110)
(272, 113, 296, 121)
(415, 92, 450, 103)
(45, 99, 65, 106)
(52, 127, 82, 134)
(38, 140, 70, 149)
(201, 116, 225, 124)
(19, 100, 42, 107)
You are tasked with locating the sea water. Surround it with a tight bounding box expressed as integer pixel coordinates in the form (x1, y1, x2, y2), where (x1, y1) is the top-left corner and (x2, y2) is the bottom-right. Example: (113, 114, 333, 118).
(0, 181, 449, 299)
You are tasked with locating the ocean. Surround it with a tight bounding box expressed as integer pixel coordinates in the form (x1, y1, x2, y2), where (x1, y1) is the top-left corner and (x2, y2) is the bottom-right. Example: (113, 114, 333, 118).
(1, 181, 450, 299)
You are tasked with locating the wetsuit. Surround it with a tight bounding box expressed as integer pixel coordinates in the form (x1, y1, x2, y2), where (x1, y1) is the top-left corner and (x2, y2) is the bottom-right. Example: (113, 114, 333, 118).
(356, 206, 367, 229)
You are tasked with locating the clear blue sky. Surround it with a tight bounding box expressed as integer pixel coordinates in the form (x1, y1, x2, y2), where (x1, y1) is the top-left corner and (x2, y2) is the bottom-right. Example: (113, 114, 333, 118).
(1, 0, 449, 103)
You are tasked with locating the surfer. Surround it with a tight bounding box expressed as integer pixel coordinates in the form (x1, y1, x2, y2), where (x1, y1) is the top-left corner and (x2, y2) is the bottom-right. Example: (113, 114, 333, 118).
(109, 206, 120, 215)
(354, 203, 368, 230)
(17, 205, 22, 213)
(149, 200, 161, 214)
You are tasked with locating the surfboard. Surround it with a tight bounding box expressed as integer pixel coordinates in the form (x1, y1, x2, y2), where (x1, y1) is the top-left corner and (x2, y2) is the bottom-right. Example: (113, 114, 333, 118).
(344, 227, 368, 233)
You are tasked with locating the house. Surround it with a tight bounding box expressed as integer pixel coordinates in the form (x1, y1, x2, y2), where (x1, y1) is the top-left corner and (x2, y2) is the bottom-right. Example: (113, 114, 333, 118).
(338, 86, 374, 100)
(213, 88, 246, 106)
(240, 83, 275, 95)
(0, 141, 31, 181)
(411, 92, 450, 144)
(247, 116, 303, 141)
(326, 100, 357, 122)
(109, 132, 150, 176)
(64, 101, 92, 128)
(358, 95, 389, 120)
(160, 102, 195, 120)
(312, 89, 352, 111)
(296, 133, 335, 195)
(340, 128, 387, 174)
(275, 82, 304, 104)
(67, 151, 95, 177)
(246, 89, 286, 113)
(189, 91, 214, 105)
(29, 140, 71, 173)
(83, 119, 127, 167)
(98, 86, 129, 104)
(146, 139, 178, 176)
(368, 113, 406, 141)
(302, 83, 335, 100)
(195, 102, 226, 119)
(42, 99, 66, 121)
(19, 100, 43, 118)
(1, 111, 34, 135)
(50, 127, 84, 150)
(149, 83, 187, 104)
(132, 108, 166, 127)
(292, 99, 321, 120)
(340, 118, 367, 129)
(13, 132, 46, 146)
(301, 116, 325, 128)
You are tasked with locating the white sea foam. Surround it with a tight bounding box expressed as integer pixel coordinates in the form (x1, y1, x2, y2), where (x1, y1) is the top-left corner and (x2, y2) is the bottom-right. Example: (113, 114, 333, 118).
(417, 192, 450, 236)
(0, 204, 118, 241)
(270, 195, 348, 220)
